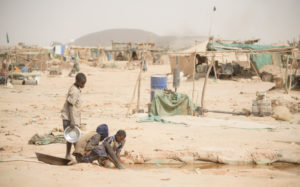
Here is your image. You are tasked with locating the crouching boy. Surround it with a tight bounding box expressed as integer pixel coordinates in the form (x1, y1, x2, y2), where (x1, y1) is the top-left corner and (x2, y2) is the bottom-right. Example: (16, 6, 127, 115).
(73, 124, 109, 163)
(85, 130, 126, 169)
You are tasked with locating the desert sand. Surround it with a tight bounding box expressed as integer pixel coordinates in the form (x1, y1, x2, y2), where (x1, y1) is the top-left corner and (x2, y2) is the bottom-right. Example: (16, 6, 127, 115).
(0, 63, 300, 187)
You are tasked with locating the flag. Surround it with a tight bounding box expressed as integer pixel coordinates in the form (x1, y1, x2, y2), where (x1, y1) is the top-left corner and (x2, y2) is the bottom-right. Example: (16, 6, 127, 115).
(6, 32, 9, 44)
(213, 6, 216, 12)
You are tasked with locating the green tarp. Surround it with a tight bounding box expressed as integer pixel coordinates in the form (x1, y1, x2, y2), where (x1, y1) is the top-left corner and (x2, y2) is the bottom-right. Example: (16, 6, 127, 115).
(150, 90, 192, 116)
(137, 114, 187, 125)
(136, 90, 192, 125)
(250, 54, 272, 70)
(207, 41, 288, 51)
(206, 41, 286, 70)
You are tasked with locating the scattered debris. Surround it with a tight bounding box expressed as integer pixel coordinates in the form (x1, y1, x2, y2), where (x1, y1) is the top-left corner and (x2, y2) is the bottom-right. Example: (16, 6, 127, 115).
(78, 123, 86, 131)
(28, 133, 65, 145)
(195, 168, 201, 174)
(49, 66, 62, 75)
(5, 132, 20, 137)
(261, 71, 273, 82)
(4, 79, 13, 88)
(51, 127, 63, 133)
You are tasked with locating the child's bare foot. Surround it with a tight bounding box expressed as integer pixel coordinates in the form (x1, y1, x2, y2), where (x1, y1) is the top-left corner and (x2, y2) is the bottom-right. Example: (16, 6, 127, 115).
(65, 155, 73, 161)
(118, 164, 126, 169)
(67, 160, 77, 165)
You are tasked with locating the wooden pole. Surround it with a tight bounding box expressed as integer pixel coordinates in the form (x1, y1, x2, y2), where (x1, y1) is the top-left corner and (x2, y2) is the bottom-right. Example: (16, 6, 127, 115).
(191, 52, 196, 115)
(288, 51, 295, 93)
(126, 66, 142, 117)
(200, 54, 214, 110)
(136, 70, 142, 111)
(136, 51, 145, 112)
(212, 60, 218, 79)
(248, 54, 261, 80)
(250, 61, 261, 79)
(285, 56, 290, 93)
(6, 48, 11, 85)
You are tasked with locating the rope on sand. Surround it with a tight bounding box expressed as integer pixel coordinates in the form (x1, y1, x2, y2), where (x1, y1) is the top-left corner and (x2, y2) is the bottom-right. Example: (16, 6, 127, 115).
(0, 158, 41, 164)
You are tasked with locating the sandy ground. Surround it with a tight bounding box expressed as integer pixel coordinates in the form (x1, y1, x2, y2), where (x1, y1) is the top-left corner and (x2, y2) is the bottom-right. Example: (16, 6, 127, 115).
(0, 63, 300, 187)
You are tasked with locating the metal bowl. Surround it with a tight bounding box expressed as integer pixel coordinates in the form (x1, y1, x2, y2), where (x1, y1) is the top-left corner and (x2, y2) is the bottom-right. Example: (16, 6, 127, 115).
(64, 126, 81, 143)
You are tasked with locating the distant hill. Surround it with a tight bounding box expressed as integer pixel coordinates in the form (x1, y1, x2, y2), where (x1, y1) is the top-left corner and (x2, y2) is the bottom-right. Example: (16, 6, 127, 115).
(71, 28, 207, 50)
(71, 29, 159, 47)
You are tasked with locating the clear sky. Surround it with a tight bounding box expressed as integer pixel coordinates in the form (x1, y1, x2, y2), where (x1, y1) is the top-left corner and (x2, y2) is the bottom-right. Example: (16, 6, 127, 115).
(0, 0, 299, 46)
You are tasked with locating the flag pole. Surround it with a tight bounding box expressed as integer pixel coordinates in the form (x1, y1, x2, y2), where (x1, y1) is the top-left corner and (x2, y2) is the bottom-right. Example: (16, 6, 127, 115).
(208, 6, 216, 38)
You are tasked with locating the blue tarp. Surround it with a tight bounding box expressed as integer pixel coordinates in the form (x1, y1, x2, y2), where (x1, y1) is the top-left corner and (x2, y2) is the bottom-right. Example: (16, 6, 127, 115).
(61, 45, 65, 55)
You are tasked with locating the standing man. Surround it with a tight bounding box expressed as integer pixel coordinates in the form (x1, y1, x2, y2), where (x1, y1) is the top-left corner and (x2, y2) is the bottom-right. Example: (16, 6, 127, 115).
(61, 72, 87, 160)
(69, 51, 80, 77)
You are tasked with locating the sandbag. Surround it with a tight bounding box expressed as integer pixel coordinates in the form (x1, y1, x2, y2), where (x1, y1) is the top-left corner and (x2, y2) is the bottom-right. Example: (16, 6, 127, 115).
(272, 106, 293, 121)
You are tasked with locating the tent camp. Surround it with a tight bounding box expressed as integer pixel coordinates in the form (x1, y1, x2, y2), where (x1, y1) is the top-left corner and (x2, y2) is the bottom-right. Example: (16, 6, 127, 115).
(169, 40, 296, 79)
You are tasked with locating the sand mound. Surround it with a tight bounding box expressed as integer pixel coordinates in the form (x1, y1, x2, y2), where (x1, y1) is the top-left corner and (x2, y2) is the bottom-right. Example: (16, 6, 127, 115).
(272, 106, 293, 121)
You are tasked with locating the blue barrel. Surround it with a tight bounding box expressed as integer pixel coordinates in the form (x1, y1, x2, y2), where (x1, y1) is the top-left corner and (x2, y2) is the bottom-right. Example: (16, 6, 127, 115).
(21, 66, 28, 73)
(151, 74, 167, 101)
(108, 54, 113, 61)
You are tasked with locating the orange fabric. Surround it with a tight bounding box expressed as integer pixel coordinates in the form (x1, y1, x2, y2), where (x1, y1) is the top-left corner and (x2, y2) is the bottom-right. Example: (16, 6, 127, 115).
(14, 66, 21, 72)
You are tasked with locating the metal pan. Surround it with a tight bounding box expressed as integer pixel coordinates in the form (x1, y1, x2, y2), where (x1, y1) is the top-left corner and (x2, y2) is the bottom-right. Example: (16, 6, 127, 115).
(36, 152, 71, 165)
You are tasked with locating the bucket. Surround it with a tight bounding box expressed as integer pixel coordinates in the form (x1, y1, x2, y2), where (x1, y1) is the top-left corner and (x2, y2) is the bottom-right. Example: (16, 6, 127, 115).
(108, 54, 113, 61)
(21, 66, 28, 73)
(151, 74, 167, 101)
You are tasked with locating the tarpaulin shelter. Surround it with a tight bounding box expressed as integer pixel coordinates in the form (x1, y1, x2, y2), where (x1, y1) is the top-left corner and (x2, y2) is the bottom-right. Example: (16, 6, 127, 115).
(169, 40, 296, 77)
